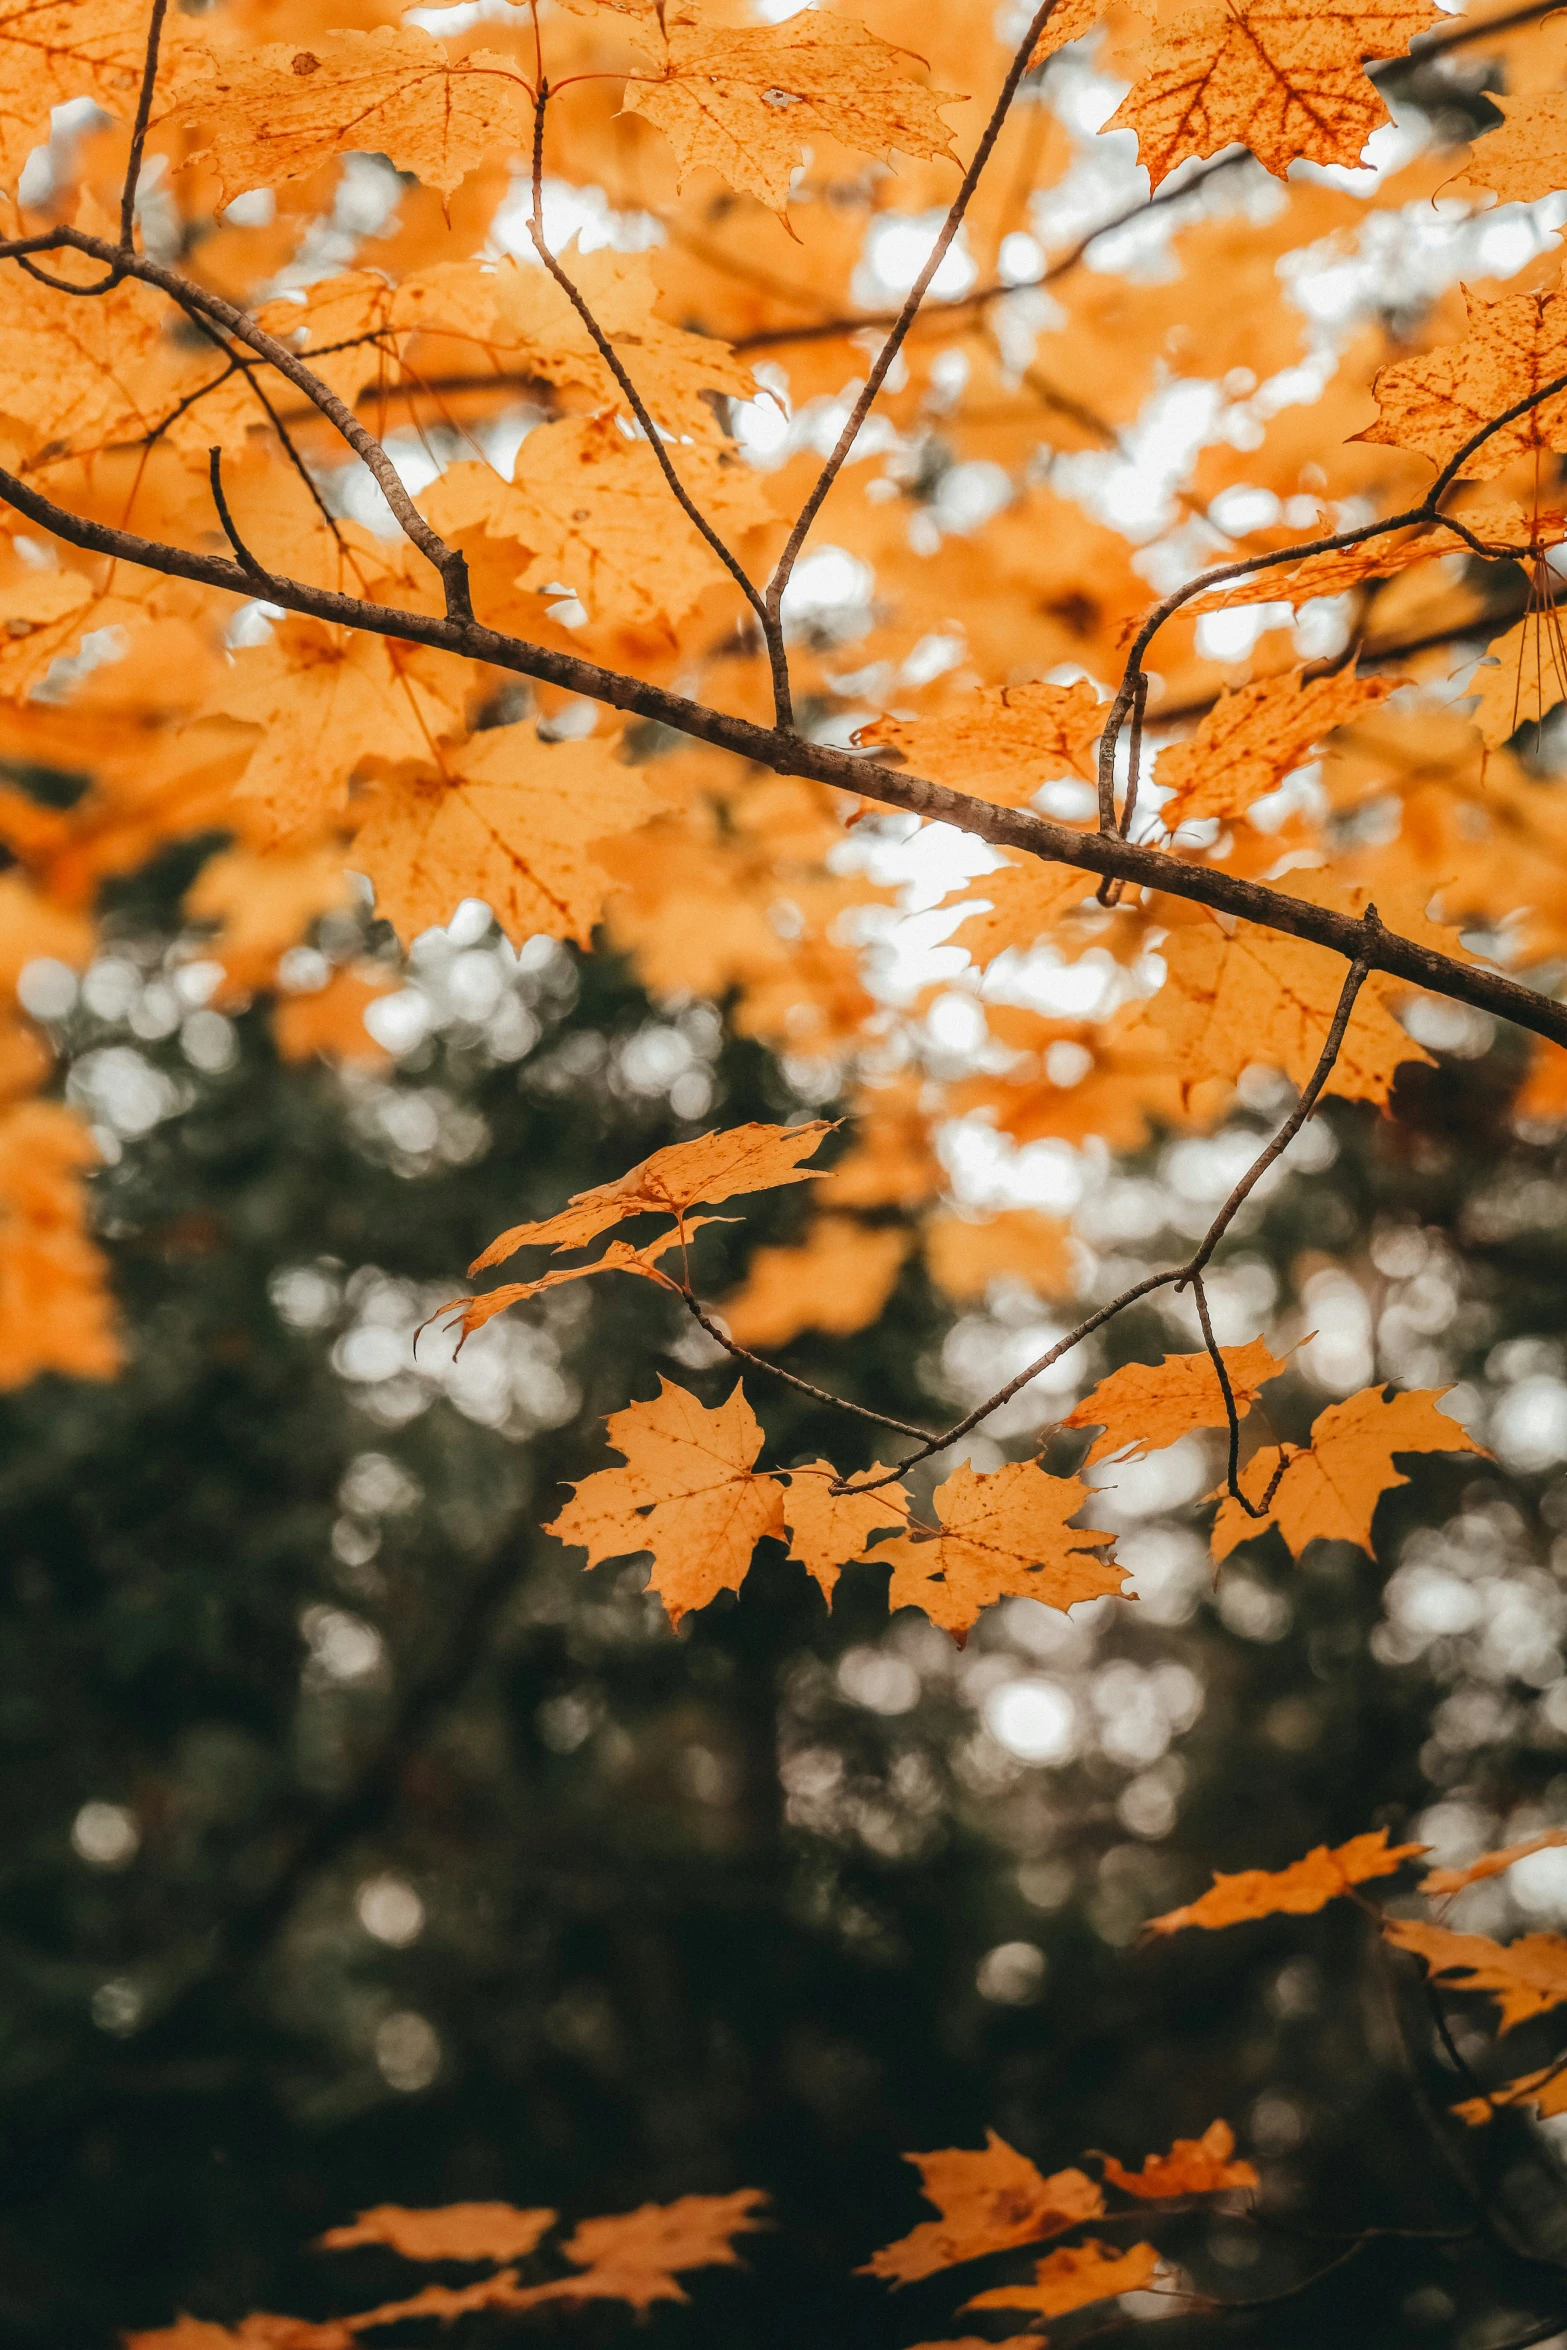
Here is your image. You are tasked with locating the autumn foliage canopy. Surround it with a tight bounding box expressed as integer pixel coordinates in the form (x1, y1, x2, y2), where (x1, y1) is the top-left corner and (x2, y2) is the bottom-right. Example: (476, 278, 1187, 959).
(12, 0, 1567, 2337)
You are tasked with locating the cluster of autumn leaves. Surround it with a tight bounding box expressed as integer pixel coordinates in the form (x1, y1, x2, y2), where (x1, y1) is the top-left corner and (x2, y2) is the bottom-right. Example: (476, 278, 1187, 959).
(129, 1818, 1567, 2346)
(5, 1, 1567, 1571)
(431, 1119, 1486, 1630)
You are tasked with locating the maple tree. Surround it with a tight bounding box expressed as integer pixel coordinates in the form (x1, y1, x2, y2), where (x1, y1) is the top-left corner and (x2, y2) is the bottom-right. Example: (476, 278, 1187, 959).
(16, 0, 1567, 2339)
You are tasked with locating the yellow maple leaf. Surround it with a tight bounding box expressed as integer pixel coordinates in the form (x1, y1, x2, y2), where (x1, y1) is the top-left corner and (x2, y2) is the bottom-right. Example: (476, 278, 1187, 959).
(878, 1459, 1121, 1640)
(469, 1120, 833, 1274)
(349, 726, 659, 947)
(963, 2238, 1161, 2316)
(1147, 1827, 1426, 1934)
(1358, 288, 1567, 480)
(857, 681, 1104, 808)
(1468, 609, 1567, 750)
(1211, 1384, 1485, 1561)
(1382, 1916, 1567, 2033)
(719, 1214, 908, 1349)
(1101, 2119, 1259, 2200)
(545, 1379, 785, 1625)
(1108, 0, 1440, 189)
(319, 2205, 557, 2261)
(433, 1224, 720, 1349)
(1065, 1338, 1288, 1469)
(174, 27, 532, 207)
(623, 12, 961, 210)
(859, 2133, 1103, 2285)
(777, 1461, 909, 1604)
(1157, 669, 1398, 829)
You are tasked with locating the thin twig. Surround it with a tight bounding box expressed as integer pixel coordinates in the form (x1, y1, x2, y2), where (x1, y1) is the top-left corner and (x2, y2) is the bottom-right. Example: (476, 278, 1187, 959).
(763, 0, 1062, 631)
(119, 0, 171, 250)
(206, 448, 266, 579)
(523, 85, 790, 721)
(680, 1294, 935, 1442)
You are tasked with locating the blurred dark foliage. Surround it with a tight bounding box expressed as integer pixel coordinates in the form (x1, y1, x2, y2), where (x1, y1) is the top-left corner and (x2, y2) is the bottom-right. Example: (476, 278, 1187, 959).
(7, 854, 1567, 2350)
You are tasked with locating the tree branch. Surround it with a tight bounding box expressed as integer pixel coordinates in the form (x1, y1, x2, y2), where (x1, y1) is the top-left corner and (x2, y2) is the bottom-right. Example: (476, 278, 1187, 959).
(2, 457, 1562, 1054)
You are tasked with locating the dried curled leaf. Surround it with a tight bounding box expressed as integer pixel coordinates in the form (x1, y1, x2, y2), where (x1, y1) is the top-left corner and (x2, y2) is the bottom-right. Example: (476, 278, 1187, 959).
(1146, 1828, 1426, 1934)
(1382, 1916, 1567, 2033)
(860, 2133, 1104, 2285)
(623, 12, 961, 209)
(319, 2204, 556, 2261)
(1101, 2119, 1259, 2200)
(1211, 1385, 1485, 1561)
(1108, 0, 1439, 189)
(963, 2238, 1160, 2317)
(1065, 1338, 1288, 1469)
(879, 1460, 1122, 1640)
(470, 1120, 833, 1273)
(545, 1378, 784, 1626)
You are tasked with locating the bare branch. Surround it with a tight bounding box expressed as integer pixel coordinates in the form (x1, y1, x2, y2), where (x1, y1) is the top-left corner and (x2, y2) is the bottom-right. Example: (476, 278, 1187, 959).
(1, 456, 1562, 1053)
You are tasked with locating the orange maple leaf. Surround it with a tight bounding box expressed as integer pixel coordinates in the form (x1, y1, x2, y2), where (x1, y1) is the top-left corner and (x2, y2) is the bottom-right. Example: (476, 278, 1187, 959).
(1065, 1338, 1288, 1469)
(776, 1462, 909, 1604)
(623, 12, 961, 210)
(874, 1462, 1121, 1640)
(1211, 1385, 1485, 1561)
(469, 1120, 834, 1274)
(1146, 1827, 1426, 1935)
(1424, 1829, 1567, 1899)
(857, 681, 1104, 808)
(963, 2237, 1161, 2317)
(1358, 288, 1567, 480)
(174, 27, 532, 206)
(319, 2204, 557, 2260)
(1157, 669, 1398, 830)
(719, 1214, 909, 1349)
(1108, 0, 1440, 188)
(923, 1209, 1076, 1303)
(506, 2190, 769, 2313)
(1382, 1916, 1567, 2033)
(860, 2132, 1104, 2285)
(1101, 2119, 1259, 2200)
(545, 1379, 784, 1625)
